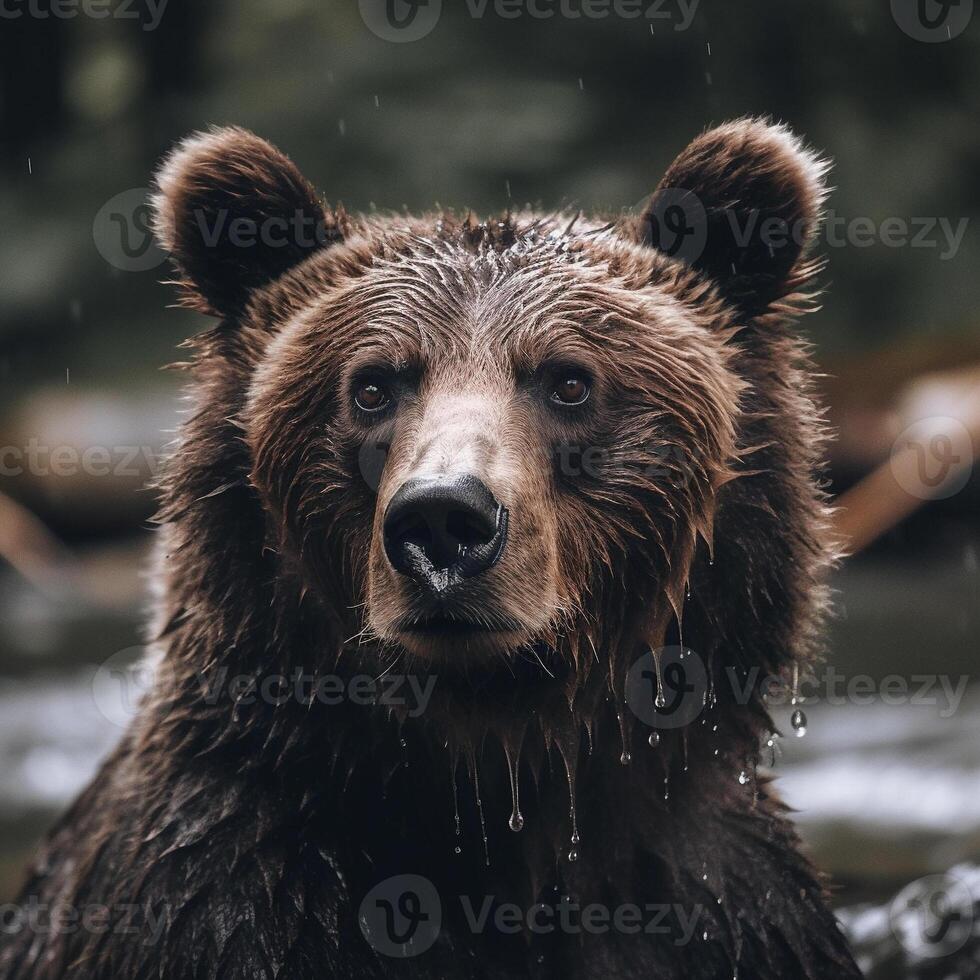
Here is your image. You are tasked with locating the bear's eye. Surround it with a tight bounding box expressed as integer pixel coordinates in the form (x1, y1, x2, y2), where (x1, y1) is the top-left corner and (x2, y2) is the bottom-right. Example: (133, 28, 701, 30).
(354, 382, 391, 413)
(551, 376, 591, 406)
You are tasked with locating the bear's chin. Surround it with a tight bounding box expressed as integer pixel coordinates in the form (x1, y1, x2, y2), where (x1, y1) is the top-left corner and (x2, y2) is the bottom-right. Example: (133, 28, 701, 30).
(388, 622, 537, 666)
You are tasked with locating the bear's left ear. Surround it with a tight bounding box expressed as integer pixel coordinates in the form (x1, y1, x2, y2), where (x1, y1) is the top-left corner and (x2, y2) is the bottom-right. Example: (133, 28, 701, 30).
(626, 118, 829, 317)
(152, 126, 343, 318)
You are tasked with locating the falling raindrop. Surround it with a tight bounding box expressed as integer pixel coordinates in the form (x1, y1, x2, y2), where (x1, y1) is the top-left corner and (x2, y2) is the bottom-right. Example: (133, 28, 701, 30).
(620, 751, 631, 765)
(738, 770, 750, 785)
(648, 732, 660, 747)
(568, 848, 579, 862)
(454, 845, 461, 854)
(791, 709, 808, 738)
(509, 813, 524, 833)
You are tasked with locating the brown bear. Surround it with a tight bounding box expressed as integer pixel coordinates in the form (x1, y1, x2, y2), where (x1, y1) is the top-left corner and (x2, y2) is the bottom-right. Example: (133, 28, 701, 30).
(1, 120, 862, 979)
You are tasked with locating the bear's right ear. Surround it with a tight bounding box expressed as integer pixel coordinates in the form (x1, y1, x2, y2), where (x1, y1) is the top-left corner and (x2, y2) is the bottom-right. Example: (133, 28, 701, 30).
(152, 127, 343, 318)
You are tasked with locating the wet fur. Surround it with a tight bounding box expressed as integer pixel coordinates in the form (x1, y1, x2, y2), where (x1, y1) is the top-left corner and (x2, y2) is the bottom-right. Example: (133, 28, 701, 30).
(1, 122, 861, 979)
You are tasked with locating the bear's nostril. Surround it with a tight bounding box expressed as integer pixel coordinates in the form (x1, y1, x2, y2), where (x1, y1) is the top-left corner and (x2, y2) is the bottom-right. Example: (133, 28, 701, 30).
(383, 475, 507, 587)
(387, 512, 432, 550)
(445, 509, 495, 548)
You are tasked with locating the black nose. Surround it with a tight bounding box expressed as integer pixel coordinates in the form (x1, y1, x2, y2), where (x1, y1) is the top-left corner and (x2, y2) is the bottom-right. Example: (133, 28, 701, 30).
(383, 476, 508, 589)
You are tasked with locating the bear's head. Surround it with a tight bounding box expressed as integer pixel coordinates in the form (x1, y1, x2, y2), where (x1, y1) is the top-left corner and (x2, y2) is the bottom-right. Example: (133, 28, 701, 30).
(151, 120, 830, 766)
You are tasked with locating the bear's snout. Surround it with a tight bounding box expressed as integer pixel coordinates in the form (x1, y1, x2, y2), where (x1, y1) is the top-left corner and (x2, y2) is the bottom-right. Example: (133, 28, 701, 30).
(382, 474, 508, 592)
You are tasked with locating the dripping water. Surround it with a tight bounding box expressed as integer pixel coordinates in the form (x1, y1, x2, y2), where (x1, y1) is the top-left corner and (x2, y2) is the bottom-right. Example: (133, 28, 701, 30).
(652, 648, 666, 709)
(452, 768, 462, 854)
(617, 712, 630, 765)
(506, 750, 524, 832)
(565, 756, 580, 862)
(472, 764, 490, 867)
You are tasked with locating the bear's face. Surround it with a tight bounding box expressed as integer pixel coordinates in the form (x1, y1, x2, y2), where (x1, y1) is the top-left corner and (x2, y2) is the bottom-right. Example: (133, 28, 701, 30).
(153, 120, 827, 691)
(243, 234, 741, 667)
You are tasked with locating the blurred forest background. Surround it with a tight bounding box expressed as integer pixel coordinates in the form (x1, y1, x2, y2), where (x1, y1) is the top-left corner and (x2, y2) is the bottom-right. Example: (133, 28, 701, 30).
(1, 1, 978, 974)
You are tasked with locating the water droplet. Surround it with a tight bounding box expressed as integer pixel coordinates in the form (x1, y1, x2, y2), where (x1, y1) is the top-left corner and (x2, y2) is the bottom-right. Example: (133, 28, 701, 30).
(738, 770, 750, 785)
(791, 709, 808, 737)
(702, 930, 709, 941)
(648, 732, 660, 747)
(454, 845, 461, 854)
(652, 647, 666, 708)
(790, 662, 801, 706)
(506, 749, 523, 833)
(620, 751, 631, 765)
(567, 848, 579, 862)
(570, 830, 580, 845)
